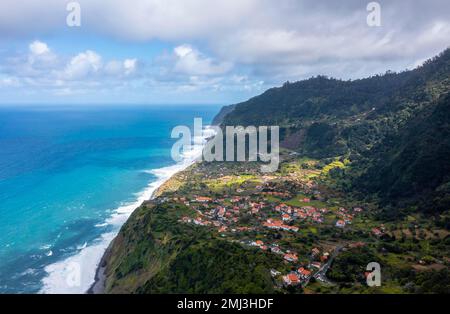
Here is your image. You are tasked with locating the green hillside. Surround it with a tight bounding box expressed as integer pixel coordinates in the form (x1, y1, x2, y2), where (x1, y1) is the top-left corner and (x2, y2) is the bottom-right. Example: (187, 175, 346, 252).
(220, 49, 450, 212)
(101, 199, 278, 294)
(96, 49, 450, 295)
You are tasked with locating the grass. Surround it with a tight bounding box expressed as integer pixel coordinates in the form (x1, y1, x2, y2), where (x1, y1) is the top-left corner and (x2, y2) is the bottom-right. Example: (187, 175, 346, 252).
(321, 160, 346, 175)
(380, 253, 408, 268)
(206, 174, 260, 190)
(285, 195, 327, 209)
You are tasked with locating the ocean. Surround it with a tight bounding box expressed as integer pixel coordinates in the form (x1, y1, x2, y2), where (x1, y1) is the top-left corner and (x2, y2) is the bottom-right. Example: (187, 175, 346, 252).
(0, 105, 220, 293)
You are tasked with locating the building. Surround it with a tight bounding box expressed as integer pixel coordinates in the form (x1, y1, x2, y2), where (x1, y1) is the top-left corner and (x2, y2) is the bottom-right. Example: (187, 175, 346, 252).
(283, 273, 300, 286)
(270, 269, 281, 277)
(282, 214, 291, 221)
(311, 248, 320, 256)
(196, 197, 212, 203)
(271, 246, 282, 254)
(297, 267, 312, 279)
(284, 253, 298, 262)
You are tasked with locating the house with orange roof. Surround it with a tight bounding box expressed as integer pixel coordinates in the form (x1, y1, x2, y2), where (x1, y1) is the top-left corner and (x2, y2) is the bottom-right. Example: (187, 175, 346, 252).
(196, 197, 212, 203)
(263, 219, 298, 232)
(283, 273, 300, 286)
(283, 253, 298, 262)
(282, 214, 291, 222)
(297, 267, 312, 279)
(283, 225, 299, 232)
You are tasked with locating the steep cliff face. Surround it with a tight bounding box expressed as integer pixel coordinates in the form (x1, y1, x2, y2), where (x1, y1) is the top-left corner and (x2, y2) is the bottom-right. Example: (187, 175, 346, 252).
(220, 49, 450, 160)
(217, 49, 450, 211)
(211, 104, 236, 125)
(96, 49, 450, 294)
(356, 92, 450, 213)
(97, 167, 277, 294)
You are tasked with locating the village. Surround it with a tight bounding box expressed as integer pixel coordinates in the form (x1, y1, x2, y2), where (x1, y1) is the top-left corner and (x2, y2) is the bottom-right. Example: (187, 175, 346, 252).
(176, 193, 368, 287)
(154, 155, 386, 290)
(106, 149, 450, 295)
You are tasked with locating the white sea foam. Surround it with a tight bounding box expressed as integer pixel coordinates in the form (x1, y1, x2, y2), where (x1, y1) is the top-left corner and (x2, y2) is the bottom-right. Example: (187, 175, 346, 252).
(39, 126, 213, 294)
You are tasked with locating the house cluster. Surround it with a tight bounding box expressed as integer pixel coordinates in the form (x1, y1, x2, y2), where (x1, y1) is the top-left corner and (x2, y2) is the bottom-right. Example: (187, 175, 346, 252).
(275, 203, 326, 224)
(179, 195, 258, 233)
(180, 216, 211, 227)
(245, 240, 296, 262)
(335, 207, 363, 228)
(246, 239, 322, 287)
(249, 240, 268, 251)
(249, 201, 267, 214)
(180, 192, 334, 236)
(178, 193, 365, 290)
(246, 239, 307, 269)
(281, 247, 329, 287)
(262, 191, 291, 198)
(311, 247, 330, 263)
(263, 218, 299, 232)
(282, 267, 313, 286)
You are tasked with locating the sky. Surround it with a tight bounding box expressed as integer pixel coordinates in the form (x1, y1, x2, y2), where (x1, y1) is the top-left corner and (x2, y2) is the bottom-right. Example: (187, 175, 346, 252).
(0, 0, 449, 105)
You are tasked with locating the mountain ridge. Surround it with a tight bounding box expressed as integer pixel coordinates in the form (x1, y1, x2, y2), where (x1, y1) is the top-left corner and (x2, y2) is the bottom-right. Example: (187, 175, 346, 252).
(215, 48, 450, 213)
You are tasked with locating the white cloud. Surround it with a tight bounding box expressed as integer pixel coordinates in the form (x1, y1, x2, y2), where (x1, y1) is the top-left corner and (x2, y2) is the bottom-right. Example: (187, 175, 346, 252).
(0, 39, 260, 100)
(64, 50, 102, 80)
(1, 0, 448, 82)
(103, 58, 137, 77)
(0, 41, 142, 96)
(173, 44, 232, 76)
(29, 41, 50, 55)
(123, 59, 137, 75)
(0, 0, 449, 102)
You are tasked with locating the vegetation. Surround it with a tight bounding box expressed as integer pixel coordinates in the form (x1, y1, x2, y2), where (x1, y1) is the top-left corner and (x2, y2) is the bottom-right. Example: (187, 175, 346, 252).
(98, 49, 450, 294)
(221, 49, 450, 213)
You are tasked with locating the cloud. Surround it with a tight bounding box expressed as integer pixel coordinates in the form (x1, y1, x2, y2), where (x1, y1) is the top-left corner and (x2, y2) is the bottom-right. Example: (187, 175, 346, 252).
(0, 0, 449, 103)
(0, 41, 142, 96)
(173, 44, 232, 76)
(1, 0, 448, 83)
(64, 50, 102, 80)
(29, 41, 50, 55)
(0, 39, 262, 101)
(123, 59, 137, 75)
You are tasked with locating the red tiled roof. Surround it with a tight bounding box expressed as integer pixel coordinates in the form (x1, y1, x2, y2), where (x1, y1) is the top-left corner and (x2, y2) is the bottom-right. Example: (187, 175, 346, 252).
(288, 273, 299, 282)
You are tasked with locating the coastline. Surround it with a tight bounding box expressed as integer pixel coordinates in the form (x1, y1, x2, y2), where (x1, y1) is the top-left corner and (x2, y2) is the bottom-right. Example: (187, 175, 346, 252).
(39, 164, 187, 294)
(86, 164, 190, 294)
(87, 164, 188, 294)
(86, 129, 215, 294)
(37, 128, 213, 294)
(86, 236, 113, 294)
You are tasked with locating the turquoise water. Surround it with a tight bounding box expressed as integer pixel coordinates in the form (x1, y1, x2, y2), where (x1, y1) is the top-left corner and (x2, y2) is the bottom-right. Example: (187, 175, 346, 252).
(0, 105, 220, 293)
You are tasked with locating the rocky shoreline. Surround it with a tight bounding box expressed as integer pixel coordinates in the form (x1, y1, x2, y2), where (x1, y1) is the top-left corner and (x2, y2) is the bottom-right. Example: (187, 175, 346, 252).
(86, 164, 195, 294)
